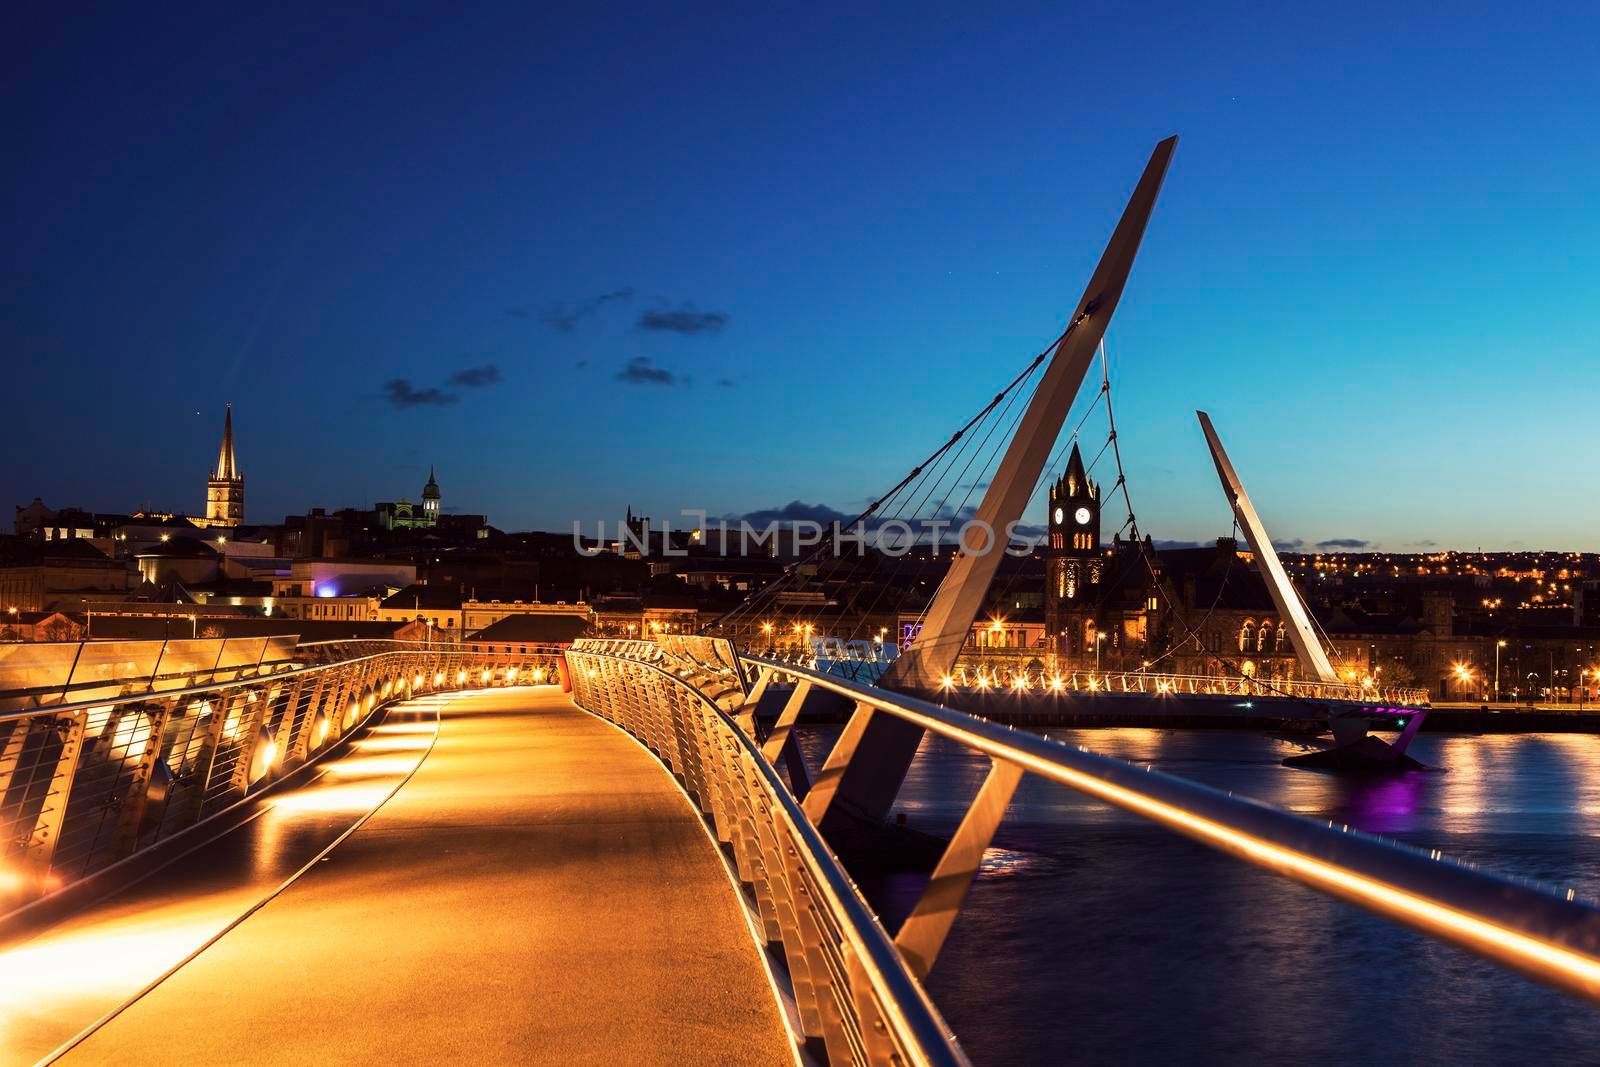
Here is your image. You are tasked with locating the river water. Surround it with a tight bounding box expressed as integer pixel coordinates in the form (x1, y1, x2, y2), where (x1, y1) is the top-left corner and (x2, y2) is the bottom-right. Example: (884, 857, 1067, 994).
(797, 727, 1600, 1065)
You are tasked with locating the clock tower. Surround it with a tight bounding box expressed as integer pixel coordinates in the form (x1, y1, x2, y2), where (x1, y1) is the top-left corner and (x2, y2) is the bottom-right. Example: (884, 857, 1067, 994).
(1044, 443, 1100, 652)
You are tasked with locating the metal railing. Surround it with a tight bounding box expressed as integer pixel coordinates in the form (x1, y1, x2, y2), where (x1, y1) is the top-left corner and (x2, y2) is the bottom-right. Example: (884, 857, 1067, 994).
(0, 635, 302, 714)
(567, 642, 966, 1067)
(568, 638, 1600, 1065)
(749, 648, 1430, 706)
(0, 643, 557, 914)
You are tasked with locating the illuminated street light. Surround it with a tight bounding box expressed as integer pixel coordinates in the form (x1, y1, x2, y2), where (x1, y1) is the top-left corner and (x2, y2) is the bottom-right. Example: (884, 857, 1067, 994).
(248, 726, 278, 784)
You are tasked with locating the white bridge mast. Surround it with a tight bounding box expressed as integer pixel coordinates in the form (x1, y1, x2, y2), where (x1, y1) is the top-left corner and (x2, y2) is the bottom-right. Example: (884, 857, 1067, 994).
(811, 137, 1178, 829)
(1196, 410, 1339, 684)
(886, 136, 1178, 690)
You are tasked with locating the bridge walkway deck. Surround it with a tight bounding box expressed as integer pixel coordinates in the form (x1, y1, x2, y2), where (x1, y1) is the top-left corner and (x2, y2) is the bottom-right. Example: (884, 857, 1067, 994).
(57, 687, 791, 1065)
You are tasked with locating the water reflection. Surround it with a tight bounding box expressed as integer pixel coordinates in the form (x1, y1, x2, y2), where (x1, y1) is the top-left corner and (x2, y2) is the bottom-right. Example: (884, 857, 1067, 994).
(796, 724, 1600, 1065)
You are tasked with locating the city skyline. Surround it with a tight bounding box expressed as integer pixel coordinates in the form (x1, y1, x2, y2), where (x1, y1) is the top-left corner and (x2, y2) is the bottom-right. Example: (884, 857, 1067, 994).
(10, 9, 1600, 1061)
(7, 4, 1600, 550)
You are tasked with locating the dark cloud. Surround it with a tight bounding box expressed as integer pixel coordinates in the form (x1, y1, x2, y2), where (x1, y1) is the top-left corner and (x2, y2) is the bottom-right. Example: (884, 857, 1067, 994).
(383, 379, 458, 408)
(1317, 537, 1371, 550)
(1272, 538, 1307, 552)
(540, 288, 635, 333)
(637, 308, 729, 335)
(450, 364, 502, 387)
(731, 501, 857, 526)
(717, 377, 737, 388)
(616, 356, 681, 386)
(1152, 539, 1206, 550)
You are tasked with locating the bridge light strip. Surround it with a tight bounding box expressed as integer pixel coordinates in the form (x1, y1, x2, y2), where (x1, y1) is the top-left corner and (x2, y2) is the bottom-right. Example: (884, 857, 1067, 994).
(997, 745, 1600, 996)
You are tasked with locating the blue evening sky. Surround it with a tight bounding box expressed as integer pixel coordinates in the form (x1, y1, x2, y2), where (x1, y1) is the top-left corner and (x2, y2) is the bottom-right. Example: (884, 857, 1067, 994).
(5, 3, 1599, 550)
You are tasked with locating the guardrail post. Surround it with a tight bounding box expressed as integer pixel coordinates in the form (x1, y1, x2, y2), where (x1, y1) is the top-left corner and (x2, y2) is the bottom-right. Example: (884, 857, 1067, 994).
(735, 666, 773, 738)
(14, 708, 88, 889)
(111, 698, 176, 858)
(284, 673, 324, 762)
(175, 694, 231, 825)
(0, 717, 31, 803)
(226, 688, 272, 794)
(894, 758, 1024, 979)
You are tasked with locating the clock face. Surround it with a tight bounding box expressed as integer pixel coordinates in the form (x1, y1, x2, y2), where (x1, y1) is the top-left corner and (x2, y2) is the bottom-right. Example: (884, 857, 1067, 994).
(1074, 506, 1092, 526)
(1053, 506, 1064, 525)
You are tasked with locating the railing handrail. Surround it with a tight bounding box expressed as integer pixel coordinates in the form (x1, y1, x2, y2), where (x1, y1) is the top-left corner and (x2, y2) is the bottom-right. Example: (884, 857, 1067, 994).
(0, 644, 564, 726)
(2, 642, 550, 918)
(739, 653, 1600, 1004)
(747, 650, 1430, 706)
(296, 638, 569, 651)
(580, 650, 965, 1066)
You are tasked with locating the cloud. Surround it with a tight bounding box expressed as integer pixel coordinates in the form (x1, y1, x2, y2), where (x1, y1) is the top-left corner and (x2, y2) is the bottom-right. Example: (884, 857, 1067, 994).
(450, 364, 502, 387)
(1272, 538, 1307, 552)
(1152, 539, 1206, 550)
(731, 501, 857, 527)
(383, 379, 458, 408)
(717, 377, 737, 388)
(1316, 538, 1371, 550)
(616, 356, 681, 386)
(540, 288, 635, 333)
(637, 308, 729, 335)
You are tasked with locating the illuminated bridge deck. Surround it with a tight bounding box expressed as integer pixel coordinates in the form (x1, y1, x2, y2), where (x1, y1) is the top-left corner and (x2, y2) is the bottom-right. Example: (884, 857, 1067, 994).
(6, 688, 790, 1065)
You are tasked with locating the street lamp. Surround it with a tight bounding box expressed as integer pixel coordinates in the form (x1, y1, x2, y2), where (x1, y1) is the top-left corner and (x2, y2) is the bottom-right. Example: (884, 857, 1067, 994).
(1495, 640, 1507, 702)
(1095, 630, 1106, 673)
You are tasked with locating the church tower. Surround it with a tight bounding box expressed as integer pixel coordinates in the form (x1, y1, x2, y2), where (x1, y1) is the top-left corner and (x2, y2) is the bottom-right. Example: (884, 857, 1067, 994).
(421, 466, 440, 526)
(1044, 443, 1100, 652)
(205, 405, 244, 527)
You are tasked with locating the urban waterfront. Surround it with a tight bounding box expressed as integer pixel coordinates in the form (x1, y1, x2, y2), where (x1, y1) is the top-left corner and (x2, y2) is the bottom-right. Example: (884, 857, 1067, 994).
(797, 727, 1600, 1064)
(11, 5, 1600, 1062)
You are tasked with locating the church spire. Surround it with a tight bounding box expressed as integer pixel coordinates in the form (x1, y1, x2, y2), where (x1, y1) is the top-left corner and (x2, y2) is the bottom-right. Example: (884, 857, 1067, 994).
(1057, 442, 1096, 501)
(206, 404, 244, 526)
(214, 404, 239, 481)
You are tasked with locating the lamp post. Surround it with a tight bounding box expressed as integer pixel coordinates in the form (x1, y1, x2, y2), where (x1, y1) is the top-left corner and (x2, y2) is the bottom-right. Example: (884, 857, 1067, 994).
(1095, 630, 1106, 673)
(1495, 640, 1506, 703)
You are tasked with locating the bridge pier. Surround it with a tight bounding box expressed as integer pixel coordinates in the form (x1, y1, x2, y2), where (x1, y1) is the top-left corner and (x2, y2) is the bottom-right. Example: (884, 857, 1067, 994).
(1282, 707, 1429, 770)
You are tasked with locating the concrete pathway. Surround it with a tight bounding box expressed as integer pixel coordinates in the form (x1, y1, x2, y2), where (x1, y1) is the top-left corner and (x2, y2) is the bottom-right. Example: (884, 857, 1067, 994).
(63, 687, 792, 1065)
